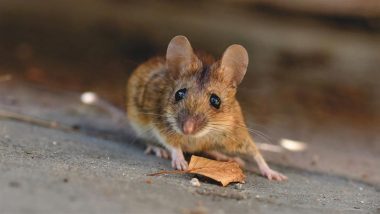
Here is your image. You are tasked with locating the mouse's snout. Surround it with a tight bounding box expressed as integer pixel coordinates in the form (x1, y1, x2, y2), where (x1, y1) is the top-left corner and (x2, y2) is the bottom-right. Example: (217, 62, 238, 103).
(183, 118, 195, 135)
(177, 111, 207, 136)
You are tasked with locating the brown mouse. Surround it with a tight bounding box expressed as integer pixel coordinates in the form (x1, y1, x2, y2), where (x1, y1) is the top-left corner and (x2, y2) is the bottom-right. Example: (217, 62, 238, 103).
(126, 35, 287, 181)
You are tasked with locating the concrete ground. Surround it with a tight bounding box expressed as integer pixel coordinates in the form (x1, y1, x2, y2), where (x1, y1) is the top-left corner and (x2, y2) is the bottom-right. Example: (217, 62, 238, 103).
(0, 81, 379, 214)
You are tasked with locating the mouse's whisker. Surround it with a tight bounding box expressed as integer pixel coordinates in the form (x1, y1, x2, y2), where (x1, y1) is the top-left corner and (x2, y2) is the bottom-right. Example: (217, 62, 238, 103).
(135, 112, 167, 118)
(209, 123, 273, 145)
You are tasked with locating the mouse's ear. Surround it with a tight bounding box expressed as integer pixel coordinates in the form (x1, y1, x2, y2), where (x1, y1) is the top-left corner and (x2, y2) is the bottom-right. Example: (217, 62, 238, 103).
(166, 35, 198, 77)
(220, 44, 249, 87)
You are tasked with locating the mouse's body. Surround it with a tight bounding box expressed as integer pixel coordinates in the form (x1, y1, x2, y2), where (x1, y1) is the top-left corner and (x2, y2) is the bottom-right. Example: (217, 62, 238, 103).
(126, 36, 286, 181)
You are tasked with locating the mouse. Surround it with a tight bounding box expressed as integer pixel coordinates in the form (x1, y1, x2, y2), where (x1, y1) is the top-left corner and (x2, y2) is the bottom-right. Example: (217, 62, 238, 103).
(126, 35, 287, 181)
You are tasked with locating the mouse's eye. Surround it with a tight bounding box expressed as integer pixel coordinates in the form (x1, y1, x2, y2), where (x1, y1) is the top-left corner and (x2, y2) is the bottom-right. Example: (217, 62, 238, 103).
(175, 88, 187, 102)
(210, 94, 221, 109)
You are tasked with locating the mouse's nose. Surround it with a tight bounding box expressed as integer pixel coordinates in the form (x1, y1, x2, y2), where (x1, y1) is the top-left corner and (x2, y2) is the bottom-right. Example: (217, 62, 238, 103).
(183, 118, 195, 135)
(178, 111, 207, 136)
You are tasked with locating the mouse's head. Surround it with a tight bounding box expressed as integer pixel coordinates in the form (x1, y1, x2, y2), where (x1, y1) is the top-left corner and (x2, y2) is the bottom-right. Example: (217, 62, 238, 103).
(163, 35, 248, 138)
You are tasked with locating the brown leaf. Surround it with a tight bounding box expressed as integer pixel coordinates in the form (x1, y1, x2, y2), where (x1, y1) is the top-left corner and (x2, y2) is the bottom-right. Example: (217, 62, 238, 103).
(148, 155, 246, 187)
(188, 156, 246, 187)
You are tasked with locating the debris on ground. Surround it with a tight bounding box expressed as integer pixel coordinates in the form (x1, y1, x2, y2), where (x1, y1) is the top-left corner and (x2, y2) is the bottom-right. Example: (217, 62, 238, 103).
(190, 178, 201, 187)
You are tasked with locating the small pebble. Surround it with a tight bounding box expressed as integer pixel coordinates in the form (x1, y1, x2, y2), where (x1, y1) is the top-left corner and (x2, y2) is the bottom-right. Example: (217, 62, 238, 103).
(52, 141, 57, 145)
(234, 183, 243, 190)
(190, 178, 201, 187)
(81, 92, 98, 104)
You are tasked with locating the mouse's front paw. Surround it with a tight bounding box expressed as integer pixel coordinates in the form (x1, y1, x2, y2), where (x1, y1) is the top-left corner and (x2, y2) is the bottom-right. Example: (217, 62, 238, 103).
(169, 147, 188, 171)
(260, 167, 288, 181)
(171, 156, 188, 171)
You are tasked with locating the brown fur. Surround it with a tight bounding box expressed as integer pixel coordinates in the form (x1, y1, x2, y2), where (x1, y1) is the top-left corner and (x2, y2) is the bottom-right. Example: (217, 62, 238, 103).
(126, 46, 259, 158)
(126, 36, 287, 181)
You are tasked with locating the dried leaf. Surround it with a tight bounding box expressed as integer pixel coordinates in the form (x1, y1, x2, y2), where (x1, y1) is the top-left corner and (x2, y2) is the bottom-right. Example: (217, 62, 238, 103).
(187, 155, 246, 186)
(148, 155, 246, 187)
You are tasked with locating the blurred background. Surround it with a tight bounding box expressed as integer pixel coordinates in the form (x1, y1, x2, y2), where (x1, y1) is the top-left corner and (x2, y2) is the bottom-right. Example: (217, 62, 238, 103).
(0, 0, 379, 185)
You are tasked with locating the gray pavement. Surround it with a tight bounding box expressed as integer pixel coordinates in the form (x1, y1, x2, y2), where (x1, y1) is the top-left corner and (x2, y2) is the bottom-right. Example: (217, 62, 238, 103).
(0, 82, 379, 214)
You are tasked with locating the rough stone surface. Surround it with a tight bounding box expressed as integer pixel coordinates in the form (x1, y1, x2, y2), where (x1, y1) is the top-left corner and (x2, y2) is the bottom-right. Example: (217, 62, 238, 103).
(0, 82, 379, 214)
